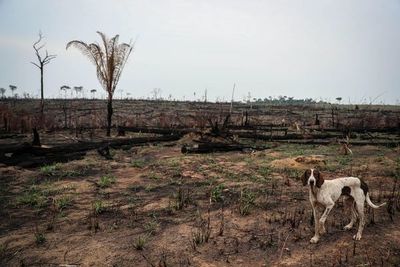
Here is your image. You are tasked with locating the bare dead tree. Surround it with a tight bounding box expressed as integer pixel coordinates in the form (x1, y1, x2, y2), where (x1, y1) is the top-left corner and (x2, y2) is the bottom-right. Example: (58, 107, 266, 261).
(31, 32, 57, 115)
(66, 31, 134, 136)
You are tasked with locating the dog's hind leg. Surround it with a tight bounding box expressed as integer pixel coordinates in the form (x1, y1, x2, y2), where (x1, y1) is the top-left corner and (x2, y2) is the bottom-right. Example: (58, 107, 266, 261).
(344, 198, 357, 230)
(353, 201, 365, 240)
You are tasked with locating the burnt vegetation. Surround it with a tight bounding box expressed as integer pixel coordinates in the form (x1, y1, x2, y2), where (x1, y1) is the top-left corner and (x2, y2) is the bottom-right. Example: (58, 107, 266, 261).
(0, 97, 399, 266)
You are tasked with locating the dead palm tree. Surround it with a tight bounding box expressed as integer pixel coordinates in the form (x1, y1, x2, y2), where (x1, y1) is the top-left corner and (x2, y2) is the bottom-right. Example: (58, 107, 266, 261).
(66, 31, 133, 136)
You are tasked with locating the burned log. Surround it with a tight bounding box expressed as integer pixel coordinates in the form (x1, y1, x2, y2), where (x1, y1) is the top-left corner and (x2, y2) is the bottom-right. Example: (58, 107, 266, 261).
(15, 151, 87, 168)
(119, 126, 198, 135)
(181, 142, 269, 154)
(0, 134, 27, 139)
(1, 134, 182, 167)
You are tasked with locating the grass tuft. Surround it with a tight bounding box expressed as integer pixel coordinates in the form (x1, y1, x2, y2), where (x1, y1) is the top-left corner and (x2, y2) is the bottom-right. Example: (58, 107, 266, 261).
(92, 200, 105, 214)
(98, 175, 116, 188)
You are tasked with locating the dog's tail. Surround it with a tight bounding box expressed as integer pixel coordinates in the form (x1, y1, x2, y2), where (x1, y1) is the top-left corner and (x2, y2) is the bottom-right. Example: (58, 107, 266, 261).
(366, 193, 386, 209)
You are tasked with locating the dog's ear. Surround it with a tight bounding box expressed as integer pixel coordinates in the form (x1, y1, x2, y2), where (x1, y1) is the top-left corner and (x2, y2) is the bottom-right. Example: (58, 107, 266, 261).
(301, 170, 309, 186)
(315, 170, 324, 188)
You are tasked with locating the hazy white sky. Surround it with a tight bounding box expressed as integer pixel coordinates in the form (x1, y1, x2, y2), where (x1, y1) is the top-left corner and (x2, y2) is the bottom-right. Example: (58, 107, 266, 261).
(0, 0, 399, 104)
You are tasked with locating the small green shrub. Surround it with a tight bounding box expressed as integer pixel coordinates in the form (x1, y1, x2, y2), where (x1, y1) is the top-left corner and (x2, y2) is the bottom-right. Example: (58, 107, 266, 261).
(239, 189, 256, 216)
(55, 196, 72, 211)
(133, 235, 147, 250)
(211, 184, 225, 203)
(92, 200, 105, 214)
(172, 187, 192, 210)
(144, 220, 159, 235)
(98, 175, 116, 188)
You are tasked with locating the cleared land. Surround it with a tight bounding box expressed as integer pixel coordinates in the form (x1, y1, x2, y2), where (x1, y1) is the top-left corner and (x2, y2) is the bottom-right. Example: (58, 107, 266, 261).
(0, 140, 399, 266)
(0, 100, 399, 266)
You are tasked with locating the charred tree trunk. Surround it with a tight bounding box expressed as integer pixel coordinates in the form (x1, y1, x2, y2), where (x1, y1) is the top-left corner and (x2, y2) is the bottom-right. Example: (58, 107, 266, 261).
(4, 117, 8, 132)
(32, 127, 41, 146)
(315, 114, 320, 126)
(63, 103, 68, 128)
(106, 96, 113, 137)
(40, 67, 44, 115)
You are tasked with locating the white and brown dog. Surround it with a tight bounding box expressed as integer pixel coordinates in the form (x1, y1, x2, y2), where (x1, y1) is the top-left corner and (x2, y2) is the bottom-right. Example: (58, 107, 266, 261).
(301, 169, 386, 243)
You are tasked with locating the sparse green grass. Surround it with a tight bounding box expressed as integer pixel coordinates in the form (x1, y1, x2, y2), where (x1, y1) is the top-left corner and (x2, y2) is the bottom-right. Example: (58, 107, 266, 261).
(320, 163, 338, 172)
(258, 165, 272, 177)
(15, 182, 76, 210)
(60, 169, 88, 177)
(55, 196, 72, 211)
(244, 157, 255, 166)
(211, 184, 225, 203)
(144, 220, 159, 235)
(275, 144, 317, 157)
(92, 200, 105, 214)
(16, 186, 48, 209)
(337, 155, 353, 166)
(249, 174, 268, 183)
(278, 167, 302, 179)
(166, 158, 181, 168)
(172, 187, 192, 210)
(40, 163, 62, 176)
(133, 235, 147, 250)
(191, 211, 211, 250)
(148, 172, 161, 180)
(131, 159, 146, 168)
(239, 189, 256, 216)
(98, 175, 116, 188)
(191, 227, 209, 249)
(39, 163, 89, 181)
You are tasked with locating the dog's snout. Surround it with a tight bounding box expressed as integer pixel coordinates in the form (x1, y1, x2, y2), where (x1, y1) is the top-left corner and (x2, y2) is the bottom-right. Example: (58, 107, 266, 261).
(309, 180, 315, 185)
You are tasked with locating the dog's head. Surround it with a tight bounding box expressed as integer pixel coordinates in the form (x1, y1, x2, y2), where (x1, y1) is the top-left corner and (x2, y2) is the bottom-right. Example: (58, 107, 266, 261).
(301, 168, 324, 188)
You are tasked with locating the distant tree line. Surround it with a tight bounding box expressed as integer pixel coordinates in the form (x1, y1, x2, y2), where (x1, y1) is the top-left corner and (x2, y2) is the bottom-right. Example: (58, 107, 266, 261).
(249, 96, 325, 105)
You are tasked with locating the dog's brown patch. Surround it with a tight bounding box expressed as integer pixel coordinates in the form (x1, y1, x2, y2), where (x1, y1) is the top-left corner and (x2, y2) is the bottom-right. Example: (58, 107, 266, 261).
(360, 179, 369, 196)
(301, 169, 311, 186)
(314, 169, 324, 188)
(341, 186, 351, 196)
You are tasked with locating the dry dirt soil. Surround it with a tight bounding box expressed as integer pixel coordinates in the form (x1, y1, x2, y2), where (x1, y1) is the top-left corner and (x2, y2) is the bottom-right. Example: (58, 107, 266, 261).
(0, 142, 399, 266)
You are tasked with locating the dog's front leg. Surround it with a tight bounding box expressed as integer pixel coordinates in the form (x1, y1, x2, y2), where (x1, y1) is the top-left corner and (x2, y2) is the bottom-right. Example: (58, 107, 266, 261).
(310, 203, 320, 243)
(318, 202, 334, 235)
